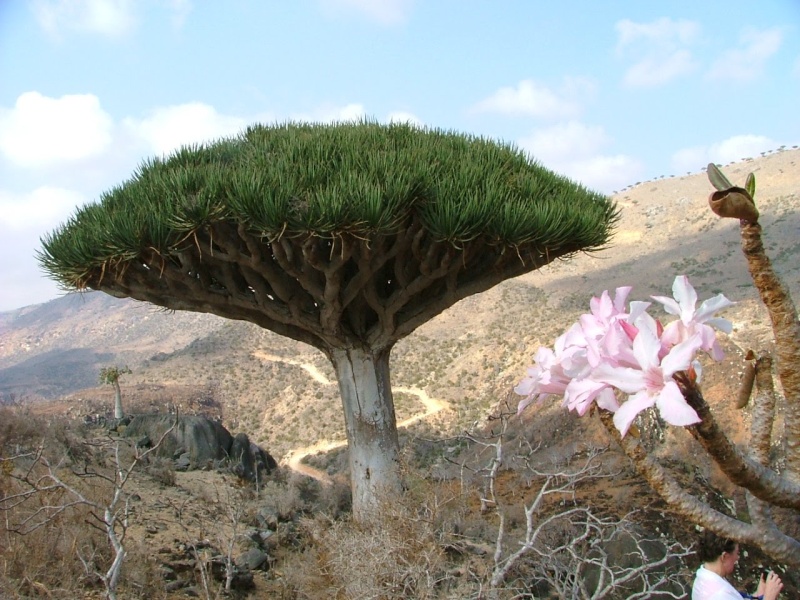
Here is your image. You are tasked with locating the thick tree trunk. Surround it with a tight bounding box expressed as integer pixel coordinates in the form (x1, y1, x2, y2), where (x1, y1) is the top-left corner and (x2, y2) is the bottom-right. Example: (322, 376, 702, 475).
(113, 381, 123, 419)
(330, 346, 402, 521)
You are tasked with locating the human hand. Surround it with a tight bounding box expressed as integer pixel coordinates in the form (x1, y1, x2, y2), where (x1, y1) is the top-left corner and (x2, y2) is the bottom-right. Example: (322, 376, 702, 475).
(761, 570, 783, 600)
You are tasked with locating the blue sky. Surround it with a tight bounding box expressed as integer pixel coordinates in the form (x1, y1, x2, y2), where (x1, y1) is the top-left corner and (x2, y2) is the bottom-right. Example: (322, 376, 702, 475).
(1, 0, 798, 312)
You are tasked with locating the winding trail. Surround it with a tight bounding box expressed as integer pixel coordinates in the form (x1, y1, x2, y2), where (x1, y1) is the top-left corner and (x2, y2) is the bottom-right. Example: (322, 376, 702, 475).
(252, 351, 448, 484)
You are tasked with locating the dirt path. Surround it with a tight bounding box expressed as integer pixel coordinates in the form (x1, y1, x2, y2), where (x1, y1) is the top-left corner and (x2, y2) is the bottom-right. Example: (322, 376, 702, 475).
(252, 351, 332, 385)
(253, 351, 448, 484)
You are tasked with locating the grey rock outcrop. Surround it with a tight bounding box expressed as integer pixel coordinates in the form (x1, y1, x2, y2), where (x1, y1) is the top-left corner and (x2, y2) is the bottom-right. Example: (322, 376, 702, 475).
(123, 414, 276, 481)
(229, 432, 279, 481)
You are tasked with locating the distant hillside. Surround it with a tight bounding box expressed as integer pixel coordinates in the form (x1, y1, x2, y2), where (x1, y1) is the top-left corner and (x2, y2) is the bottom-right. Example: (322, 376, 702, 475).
(1, 148, 798, 460)
(0, 292, 231, 399)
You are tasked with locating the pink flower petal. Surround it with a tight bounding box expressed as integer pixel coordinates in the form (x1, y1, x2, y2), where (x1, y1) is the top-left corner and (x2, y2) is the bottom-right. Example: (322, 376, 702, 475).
(671, 275, 698, 323)
(651, 294, 680, 317)
(695, 294, 734, 324)
(613, 391, 655, 437)
(613, 286, 633, 313)
(655, 381, 701, 426)
(593, 363, 647, 394)
(631, 324, 661, 371)
(564, 378, 609, 416)
(595, 388, 620, 413)
(661, 334, 702, 376)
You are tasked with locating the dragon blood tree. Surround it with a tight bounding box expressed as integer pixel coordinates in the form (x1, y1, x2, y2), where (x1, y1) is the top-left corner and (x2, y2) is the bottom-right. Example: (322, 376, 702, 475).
(39, 121, 618, 520)
(516, 163, 800, 566)
(99, 365, 132, 419)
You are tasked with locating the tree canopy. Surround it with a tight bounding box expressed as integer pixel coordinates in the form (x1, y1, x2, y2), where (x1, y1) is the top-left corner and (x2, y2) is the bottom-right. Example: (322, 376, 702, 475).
(39, 121, 619, 518)
(39, 121, 617, 353)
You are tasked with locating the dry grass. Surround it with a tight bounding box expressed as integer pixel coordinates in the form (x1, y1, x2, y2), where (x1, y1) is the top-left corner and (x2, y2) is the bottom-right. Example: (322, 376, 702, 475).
(283, 485, 453, 600)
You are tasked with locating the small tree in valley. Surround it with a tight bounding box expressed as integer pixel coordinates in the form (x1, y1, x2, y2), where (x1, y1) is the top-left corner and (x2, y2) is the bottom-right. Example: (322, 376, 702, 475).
(99, 366, 132, 420)
(39, 121, 617, 520)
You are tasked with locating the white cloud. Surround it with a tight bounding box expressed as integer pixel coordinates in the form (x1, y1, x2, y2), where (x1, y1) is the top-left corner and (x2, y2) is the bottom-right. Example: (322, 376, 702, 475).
(165, 0, 192, 29)
(671, 134, 777, 174)
(31, 0, 193, 38)
(615, 17, 700, 87)
(518, 121, 643, 193)
(708, 27, 783, 82)
(623, 50, 695, 87)
(616, 17, 699, 49)
(0, 187, 84, 231)
(290, 103, 367, 124)
(317, 0, 413, 25)
(520, 121, 609, 162)
(470, 78, 591, 119)
(0, 187, 87, 311)
(32, 0, 137, 37)
(0, 92, 113, 167)
(124, 103, 247, 156)
(386, 111, 423, 127)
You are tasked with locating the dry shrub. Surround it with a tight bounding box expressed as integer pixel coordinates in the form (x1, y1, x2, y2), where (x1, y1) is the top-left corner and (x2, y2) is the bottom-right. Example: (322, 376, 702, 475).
(146, 456, 176, 487)
(0, 407, 164, 599)
(122, 539, 170, 600)
(285, 487, 449, 600)
(0, 407, 42, 452)
(316, 477, 352, 518)
(0, 491, 108, 598)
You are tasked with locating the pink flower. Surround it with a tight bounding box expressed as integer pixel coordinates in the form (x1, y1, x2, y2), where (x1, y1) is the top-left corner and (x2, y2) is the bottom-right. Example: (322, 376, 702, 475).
(515, 346, 571, 414)
(580, 287, 635, 368)
(514, 277, 730, 433)
(651, 275, 733, 360)
(563, 378, 619, 416)
(592, 325, 703, 437)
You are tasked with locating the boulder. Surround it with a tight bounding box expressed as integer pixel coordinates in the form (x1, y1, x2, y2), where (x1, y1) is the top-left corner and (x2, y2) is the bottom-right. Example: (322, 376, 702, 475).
(229, 432, 279, 481)
(124, 414, 233, 468)
(230, 433, 256, 481)
(236, 547, 269, 571)
(123, 414, 278, 482)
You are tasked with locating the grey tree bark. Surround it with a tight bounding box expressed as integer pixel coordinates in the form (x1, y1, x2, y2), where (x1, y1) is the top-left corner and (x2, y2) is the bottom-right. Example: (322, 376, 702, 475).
(113, 380, 123, 420)
(330, 346, 402, 517)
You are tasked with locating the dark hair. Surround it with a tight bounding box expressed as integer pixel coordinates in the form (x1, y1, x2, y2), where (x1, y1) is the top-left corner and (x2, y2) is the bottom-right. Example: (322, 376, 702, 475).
(697, 531, 737, 563)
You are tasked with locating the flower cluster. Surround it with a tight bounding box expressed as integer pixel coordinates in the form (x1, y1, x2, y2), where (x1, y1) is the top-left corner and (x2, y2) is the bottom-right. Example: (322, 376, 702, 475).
(515, 276, 734, 436)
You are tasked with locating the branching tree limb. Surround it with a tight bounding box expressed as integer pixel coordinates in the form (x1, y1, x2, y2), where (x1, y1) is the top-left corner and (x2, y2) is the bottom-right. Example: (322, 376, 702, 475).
(458, 407, 693, 599)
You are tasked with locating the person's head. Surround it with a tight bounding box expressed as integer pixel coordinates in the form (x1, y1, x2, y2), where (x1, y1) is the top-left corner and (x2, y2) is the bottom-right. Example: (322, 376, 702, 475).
(697, 531, 739, 575)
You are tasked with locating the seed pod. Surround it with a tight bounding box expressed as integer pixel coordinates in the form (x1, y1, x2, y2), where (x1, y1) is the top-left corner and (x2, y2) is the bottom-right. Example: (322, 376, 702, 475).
(736, 361, 756, 409)
(708, 187, 759, 223)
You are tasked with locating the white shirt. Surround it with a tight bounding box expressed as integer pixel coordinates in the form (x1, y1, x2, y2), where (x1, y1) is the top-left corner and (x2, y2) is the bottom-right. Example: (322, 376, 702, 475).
(692, 565, 743, 600)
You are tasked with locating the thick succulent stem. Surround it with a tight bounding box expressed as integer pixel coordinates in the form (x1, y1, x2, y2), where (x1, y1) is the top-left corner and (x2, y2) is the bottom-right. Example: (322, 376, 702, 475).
(599, 412, 800, 567)
(740, 221, 800, 482)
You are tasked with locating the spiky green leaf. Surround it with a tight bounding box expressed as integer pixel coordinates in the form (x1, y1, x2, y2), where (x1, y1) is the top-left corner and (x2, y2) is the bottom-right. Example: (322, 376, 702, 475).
(707, 163, 734, 191)
(745, 172, 756, 199)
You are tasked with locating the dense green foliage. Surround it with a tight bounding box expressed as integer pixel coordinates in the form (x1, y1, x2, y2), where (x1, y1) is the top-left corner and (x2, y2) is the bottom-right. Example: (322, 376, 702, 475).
(39, 121, 616, 290)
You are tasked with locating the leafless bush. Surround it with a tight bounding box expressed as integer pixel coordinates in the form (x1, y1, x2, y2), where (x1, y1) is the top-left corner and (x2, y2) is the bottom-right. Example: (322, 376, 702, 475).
(316, 477, 352, 517)
(1, 411, 176, 599)
(454, 405, 693, 599)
